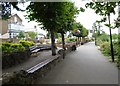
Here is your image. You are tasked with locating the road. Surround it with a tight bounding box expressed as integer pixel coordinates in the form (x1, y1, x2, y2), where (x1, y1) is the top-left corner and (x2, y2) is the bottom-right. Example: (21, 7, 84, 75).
(36, 42, 118, 84)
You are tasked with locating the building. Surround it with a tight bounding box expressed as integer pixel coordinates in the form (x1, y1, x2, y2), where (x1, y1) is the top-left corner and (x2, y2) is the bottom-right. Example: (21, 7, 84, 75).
(0, 14, 24, 39)
(88, 29, 93, 38)
(37, 33, 45, 40)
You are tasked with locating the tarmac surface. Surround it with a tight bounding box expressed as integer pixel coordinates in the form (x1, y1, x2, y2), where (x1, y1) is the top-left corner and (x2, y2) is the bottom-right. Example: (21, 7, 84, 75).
(36, 42, 118, 84)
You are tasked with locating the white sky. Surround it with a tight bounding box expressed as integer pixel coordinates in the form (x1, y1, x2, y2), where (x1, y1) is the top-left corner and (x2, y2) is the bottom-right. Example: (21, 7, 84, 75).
(11, 1, 119, 35)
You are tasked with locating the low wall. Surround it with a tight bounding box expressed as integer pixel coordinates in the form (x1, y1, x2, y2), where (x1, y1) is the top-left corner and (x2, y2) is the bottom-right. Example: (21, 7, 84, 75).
(2, 49, 31, 69)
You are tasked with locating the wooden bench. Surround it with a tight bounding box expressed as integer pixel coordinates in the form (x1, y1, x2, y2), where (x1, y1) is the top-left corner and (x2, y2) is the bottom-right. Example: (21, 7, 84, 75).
(29, 46, 41, 56)
(26, 56, 59, 73)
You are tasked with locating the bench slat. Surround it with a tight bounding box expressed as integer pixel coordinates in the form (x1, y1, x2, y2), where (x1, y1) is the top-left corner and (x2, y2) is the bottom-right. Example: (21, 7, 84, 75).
(26, 56, 58, 73)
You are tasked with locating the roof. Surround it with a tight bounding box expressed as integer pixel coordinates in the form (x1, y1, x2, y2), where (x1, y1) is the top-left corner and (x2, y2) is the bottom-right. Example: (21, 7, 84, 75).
(11, 14, 22, 22)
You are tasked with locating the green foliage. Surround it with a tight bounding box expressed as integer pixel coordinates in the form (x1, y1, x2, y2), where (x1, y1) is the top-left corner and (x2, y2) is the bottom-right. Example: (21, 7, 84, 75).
(72, 22, 88, 37)
(85, 2, 117, 16)
(97, 32, 109, 42)
(26, 2, 79, 55)
(65, 38, 76, 43)
(118, 34, 120, 67)
(26, 2, 66, 31)
(10, 44, 25, 52)
(18, 31, 25, 39)
(28, 31, 37, 39)
(57, 38, 76, 44)
(57, 2, 79, 33)
(100, 42, 110, 56)
(1, 2, 24, 20)
(100, 41, 119, 57)
(112, 34, 118, 41)
(26, 2, 78, 33)
(55, 33, 61, 38)
(19, 40, 35, 48)
(2, 42, 25, 53)
(2, 42, 12, 53)
(85, 2, 120, 28)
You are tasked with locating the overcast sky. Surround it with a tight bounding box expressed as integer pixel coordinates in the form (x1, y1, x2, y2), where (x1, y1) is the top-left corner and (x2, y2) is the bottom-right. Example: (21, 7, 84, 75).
(11, 1, 119, 35)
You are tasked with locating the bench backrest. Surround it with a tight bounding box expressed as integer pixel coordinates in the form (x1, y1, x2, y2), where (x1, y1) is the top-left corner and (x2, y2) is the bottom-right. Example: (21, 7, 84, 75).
(26, 55, 59, 73)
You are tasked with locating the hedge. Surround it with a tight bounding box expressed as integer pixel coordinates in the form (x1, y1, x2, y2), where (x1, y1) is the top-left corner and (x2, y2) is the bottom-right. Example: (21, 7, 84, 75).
(19, 40, 35, 48)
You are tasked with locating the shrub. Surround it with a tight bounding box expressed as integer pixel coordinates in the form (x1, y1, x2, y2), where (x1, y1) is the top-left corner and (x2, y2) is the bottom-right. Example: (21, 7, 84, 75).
(2, 42, 12, 53)
(100, 42, 110, 56)
(10, 44, 25, 52)
(113, 42, 119, 56)
(19, 40, 35, 48)
(2, 42, 25, 53)
(2, 42, 31, 69)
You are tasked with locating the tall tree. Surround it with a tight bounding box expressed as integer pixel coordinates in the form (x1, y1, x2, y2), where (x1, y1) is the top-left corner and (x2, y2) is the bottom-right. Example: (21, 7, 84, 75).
(72, 22, 88, 41)
(28, 31, 37, 39)
(18, 31, 25, 39)
(26, 2, 70, 55)
(57, 2, 79, 50)
(85, 2, 120, 62)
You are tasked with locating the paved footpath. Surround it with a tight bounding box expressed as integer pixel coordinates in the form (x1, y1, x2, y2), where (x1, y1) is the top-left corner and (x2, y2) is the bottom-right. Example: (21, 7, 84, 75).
(37, 42, 118, 84)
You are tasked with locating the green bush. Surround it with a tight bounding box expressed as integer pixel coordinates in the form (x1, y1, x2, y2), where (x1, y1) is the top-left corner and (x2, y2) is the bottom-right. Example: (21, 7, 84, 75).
(11, 44, 25, 52)
(100, 42, 110, 56)
(2, 42, 25, 53)
(2, 42, 31, 69)
(19, 40, 35, 48)
(2, 42, 11, 53)
(100, 41, 119, 60)
(96, 40, 103, 46)
(113, 42, 119, 56)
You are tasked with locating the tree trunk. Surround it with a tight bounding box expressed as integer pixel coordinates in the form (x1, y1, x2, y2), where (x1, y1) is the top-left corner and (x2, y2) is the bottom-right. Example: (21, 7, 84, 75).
(78, 37, 80, 46)
(80, 37, 81, 42)
(76, 37, 77, 45)
(61, 33, 66, 50)
(50, 29, 56, 56)
(108, 15, 114, 62)
(107, 2, 114, 62)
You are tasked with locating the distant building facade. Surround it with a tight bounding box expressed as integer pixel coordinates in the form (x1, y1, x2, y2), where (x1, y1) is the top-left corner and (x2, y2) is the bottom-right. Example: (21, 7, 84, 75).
(8, 14, 24, 38)
(88, 29, 93, 38)
(0, 14, 24, 39)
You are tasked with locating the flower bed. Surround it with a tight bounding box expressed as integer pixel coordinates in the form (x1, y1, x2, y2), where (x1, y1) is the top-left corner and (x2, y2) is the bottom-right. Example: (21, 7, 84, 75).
(1, 41, 34, 69)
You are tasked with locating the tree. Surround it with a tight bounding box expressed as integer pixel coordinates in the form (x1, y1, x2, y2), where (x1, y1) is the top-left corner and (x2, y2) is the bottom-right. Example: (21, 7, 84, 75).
(56, 2, 79, 50)
(92, 21, 102, 45)
(72, 22, 88, 44)
(18, 31, 25, 39)
(1, 2, 24, 20)
(28, 31, 37, 39)
(85, 2, 120, 62)
(26, 2, 71, 55)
